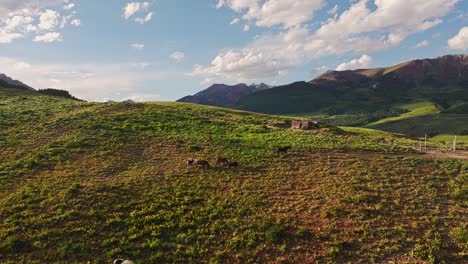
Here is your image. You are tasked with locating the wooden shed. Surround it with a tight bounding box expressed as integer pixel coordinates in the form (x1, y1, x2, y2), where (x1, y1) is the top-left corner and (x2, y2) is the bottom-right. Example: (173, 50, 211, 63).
(291, 120, 319, 130)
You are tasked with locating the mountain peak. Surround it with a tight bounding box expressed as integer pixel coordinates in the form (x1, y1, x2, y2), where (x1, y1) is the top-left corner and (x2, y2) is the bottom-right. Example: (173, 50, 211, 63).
(0, 73, 35, 91)
(177, 83, 271, 107)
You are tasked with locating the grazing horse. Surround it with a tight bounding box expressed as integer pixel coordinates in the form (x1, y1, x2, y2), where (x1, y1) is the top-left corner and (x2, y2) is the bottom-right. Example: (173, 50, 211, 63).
(277, 146, 292, 154)
(195, 160, 210, 169)
(216, 157, 229, 166)
(187, 159, 198, 166)
(228, 161, 239, 168)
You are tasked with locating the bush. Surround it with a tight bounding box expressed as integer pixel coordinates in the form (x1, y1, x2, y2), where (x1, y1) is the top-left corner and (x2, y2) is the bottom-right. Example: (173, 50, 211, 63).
(0, 236, 29, 253)
(265, 223, 287, 244)
(296, 227, 313, 239)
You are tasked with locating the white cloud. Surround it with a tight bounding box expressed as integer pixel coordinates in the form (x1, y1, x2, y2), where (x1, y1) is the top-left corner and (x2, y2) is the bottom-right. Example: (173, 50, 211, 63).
(170, 51, 185, 62)
(328, 5, 338, 16)
(336, 55, 373, 71)
(123, 1, 153, 24)
(124, 2, 150, 19)
(195, 0, 458, 81)
(33, 32, 62, 42)
(38, 9, 60, 30)
(200, 77, 215, 85)
(230, 18, 240, 25)
(0, 0, 62, 16)
(4, 15, 35, 31)
(0, 57, 167, 102)
(134, 12, 153, 24)
(13, 61, 32, 70)
(448, 27, 468, 50)
(216, 0, 225, 9)
(70, 19, 80, 26)
(0, 1, 80, 44)
(63, 3, 75, 10)
(0, 30, 23, 43)
(415, 40, 429, 48)
(127, 93, 161, 102)
(216, 0, 325, 28)
(243, 25, 250, 31)
(131, 43, 144, 50)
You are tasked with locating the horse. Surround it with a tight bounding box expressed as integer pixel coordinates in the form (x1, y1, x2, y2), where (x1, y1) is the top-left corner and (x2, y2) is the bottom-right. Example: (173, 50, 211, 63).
(277, 146, 292, 154)
(195, 160, 210, 169)
(187, 159, 198, 166)
(216, 157, 229, 166)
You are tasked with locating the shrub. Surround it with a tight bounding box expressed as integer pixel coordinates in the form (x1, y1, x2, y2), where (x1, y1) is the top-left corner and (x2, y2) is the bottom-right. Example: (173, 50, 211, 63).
(0, 236, 29, 253)
(265, 223, 287, 244)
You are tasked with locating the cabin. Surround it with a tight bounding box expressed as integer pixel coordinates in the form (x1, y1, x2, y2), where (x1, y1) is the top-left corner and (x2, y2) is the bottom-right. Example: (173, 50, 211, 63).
(291, 120, 319, 130)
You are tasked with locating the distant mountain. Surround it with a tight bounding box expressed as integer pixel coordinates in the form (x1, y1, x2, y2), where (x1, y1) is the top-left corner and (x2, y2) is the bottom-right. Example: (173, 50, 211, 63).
(235, 54, 468, 116)
(177, 83, 271, 107)
(0, 73, 35, 91)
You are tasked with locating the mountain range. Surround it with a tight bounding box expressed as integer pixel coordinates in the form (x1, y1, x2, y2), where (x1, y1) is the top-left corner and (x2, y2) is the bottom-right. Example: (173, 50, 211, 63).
(177, 83, 271, 107)
(179, 54, 468, 116)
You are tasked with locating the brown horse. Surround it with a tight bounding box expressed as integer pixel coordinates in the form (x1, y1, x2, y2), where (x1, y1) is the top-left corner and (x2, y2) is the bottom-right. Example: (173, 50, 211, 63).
(228, 161, 239, 168)
(195, 160, 210, 169)
(187, 159, 198, 166)
(277, 146, 292, 154)
(216, 157, 229, 166)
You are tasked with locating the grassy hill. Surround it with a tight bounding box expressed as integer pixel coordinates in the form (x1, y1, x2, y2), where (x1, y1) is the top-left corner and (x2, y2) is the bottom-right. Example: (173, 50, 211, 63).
(0, 88, 467, 263)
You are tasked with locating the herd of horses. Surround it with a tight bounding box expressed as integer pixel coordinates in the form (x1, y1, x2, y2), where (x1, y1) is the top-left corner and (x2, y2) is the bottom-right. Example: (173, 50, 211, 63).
(186, 145, 292, 170)
(186, 157, 239, 169)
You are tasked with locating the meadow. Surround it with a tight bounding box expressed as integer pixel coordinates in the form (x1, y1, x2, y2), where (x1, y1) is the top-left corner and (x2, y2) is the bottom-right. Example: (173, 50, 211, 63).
(0, 89, 467, 263)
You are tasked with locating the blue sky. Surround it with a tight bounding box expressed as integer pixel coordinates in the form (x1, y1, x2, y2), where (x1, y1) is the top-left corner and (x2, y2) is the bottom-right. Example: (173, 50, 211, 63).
(0, 0, 467, 101)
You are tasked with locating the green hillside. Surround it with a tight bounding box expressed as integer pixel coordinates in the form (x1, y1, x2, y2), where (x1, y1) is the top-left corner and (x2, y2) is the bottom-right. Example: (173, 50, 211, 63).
(0, 89, 467, 263)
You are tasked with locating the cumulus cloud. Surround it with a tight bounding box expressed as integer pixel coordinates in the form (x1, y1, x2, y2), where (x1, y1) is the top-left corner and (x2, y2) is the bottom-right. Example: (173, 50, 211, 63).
(4, 15, 35, 31)
(33, 32, 62, 42)
(230, 18, 240, 25)
(134, 12, 153, 24)
(448, 27, 468, 50)
(70, 18, 80, 26)
(63, 3, 75, 11)
(0, 30, 23, 43)
(0, 0, 80, 44)
(0, 0, 62, 16)
(123, 2, 153, 24)
(415, 40, 429, 48)
(194, 0, 458, 81)
(170, 52, 185, 62)
(216, 0, 325, 28)
(38, 9, 60, 30)
(0, 57, 166, 101)
(124, 2, 149, 19)
(336, 55, 373, 71)
(131, 43, 144, 50)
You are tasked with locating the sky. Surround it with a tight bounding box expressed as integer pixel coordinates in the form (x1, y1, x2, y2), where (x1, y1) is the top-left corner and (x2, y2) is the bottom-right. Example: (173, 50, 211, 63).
(0, 0, 467, 102)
